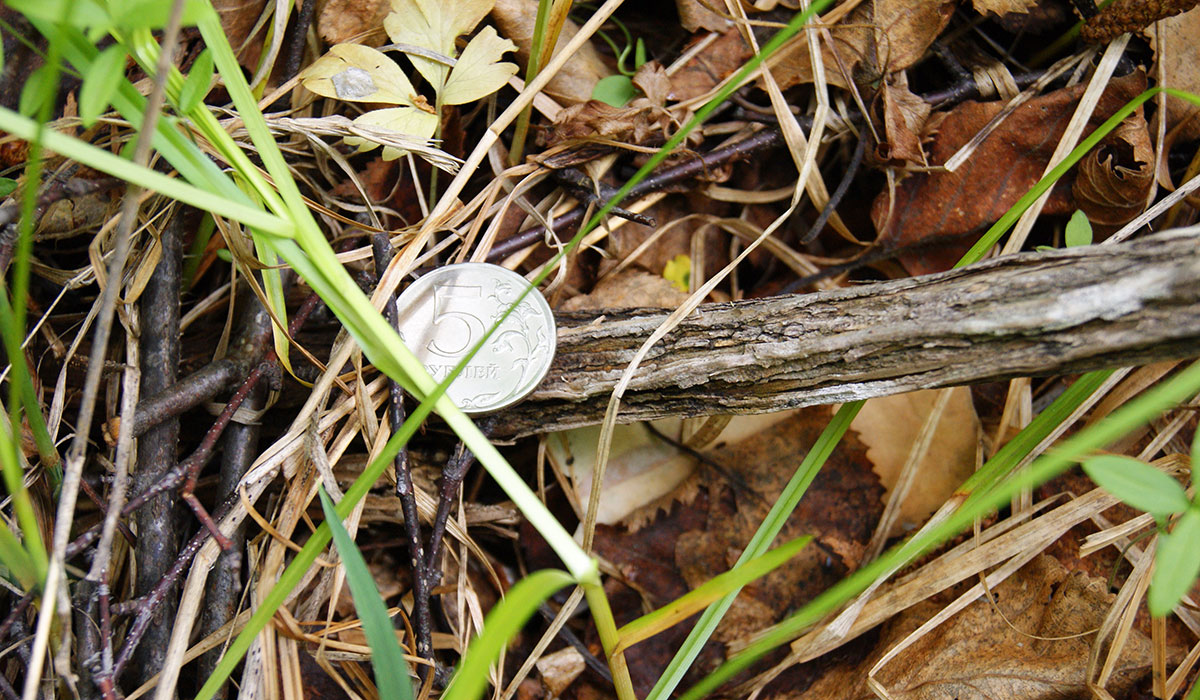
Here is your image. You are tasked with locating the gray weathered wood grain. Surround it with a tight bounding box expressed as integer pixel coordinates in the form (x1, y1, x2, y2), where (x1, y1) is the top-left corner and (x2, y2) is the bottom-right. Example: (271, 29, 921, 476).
(491, 229, 1200, 438)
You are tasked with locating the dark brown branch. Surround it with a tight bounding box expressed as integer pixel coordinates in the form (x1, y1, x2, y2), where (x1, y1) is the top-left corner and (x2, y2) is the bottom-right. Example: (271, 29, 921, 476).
(371, 233, 435, 675)
(132, 207, 187, 686)
(492, 230, 1200, 439)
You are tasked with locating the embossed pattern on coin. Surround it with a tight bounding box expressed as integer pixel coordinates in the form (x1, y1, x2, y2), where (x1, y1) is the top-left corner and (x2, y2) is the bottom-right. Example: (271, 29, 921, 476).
(394, 263, 557, 415)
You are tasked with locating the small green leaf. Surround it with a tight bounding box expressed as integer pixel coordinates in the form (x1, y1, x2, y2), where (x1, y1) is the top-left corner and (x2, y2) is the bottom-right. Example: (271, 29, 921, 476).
(592, 75, 636, 107)
(319, 487, 414, 700)
(663, 254, 690, 291)
(1148, 508, 1200, 617)
(0, 178, 16, 197)
(1082, 454, 1189, 517)
(634, 38, 647, 69)
(1065, 209, 1092, 247)
(79, 45, 127, 127)
(443, 569, 575, 700)
(178, 49, 214, 114)
(19, 64, 55, 118)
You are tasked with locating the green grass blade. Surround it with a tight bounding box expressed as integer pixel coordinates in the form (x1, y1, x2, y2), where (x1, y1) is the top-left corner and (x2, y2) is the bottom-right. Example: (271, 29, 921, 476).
(0, 520, 38, 591)
(616, 536, 811, 654)
(176, 47, 212, 114)
(78, 43, 125, 127)
(0, 410, 46, 585)
(0, 108, 292, 236)
(442, 570, 575, 700)
(958, 369, 1114, 497)
(318, 487, 415, 700)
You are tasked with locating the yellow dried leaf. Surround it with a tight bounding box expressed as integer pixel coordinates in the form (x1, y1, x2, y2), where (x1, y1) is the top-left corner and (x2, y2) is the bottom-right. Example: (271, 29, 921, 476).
(298, 43, 417, 104)
(385, 0, 494, 89)
(441, 26, 517, 104)
(348, 107, 440, 159)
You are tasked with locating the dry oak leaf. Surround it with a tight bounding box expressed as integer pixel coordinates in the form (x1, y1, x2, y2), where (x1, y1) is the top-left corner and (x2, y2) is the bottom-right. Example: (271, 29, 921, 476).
(872, 70, 1146, 276)
(1150, 5, 1200, 145)
(491, 0, 612, 105)
(587, 407, 883, 694)
(315, 0, 390, 44)
(803, 555, 1153, 699)
(972, 0, 1038, 15)
(214, 0, 267, 68)
(772, 0, 955, 90)
(669, 29, 753, 102)
(676, 0, 731, 33)
(671, 408, 883, 644)
(1072, 108, 1154, 230)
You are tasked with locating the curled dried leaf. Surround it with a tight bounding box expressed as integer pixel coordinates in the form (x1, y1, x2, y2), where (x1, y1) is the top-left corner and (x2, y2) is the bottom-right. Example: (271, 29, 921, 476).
(876, 73, 931, 166)
(540, 99, 673, 149)
(1072, 110, 1154, 230)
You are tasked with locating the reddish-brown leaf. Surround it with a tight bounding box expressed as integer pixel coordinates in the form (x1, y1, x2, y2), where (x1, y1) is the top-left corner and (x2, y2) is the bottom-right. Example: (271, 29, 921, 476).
(871, 71, 1146, 275)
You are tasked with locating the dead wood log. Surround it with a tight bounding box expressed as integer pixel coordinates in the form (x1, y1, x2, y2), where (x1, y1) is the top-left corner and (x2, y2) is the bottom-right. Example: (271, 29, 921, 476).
(492, 229, 1200, 439)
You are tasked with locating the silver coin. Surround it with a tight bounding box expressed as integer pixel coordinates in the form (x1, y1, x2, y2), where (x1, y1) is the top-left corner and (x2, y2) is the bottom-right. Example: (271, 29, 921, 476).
(394, 262, 556, 415)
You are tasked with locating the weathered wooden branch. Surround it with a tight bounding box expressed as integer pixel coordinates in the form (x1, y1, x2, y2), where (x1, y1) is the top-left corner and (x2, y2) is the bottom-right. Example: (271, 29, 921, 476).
(492, 229, 1200, 439)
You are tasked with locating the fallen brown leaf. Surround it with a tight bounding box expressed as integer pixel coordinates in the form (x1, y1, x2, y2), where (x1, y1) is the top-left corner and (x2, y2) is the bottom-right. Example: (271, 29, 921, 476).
(876, 72, 932, 166)
(803, 555, 1153, 699)
(669, 29, 753, 102)
(872, 70, 1146, 275)
(215, 0, 269, 68)
(850, 388, 979, 537)
(589, 408, 884, 694)
(972, 0, 1038, 16)
(774, 0, 954, 90)
(1150, 6, 1200, 146)
(675, 0, 731, 33)
(315, 0, 390, 44)
(492, 0, 613, 105)
(539, 99, 672, 149)
(1072, 107, 1154, 231)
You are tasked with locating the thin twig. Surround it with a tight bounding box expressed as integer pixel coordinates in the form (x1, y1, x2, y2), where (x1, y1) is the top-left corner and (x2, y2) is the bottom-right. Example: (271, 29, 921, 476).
(371, 233, 435, 673)
(484, 127, 787, 261)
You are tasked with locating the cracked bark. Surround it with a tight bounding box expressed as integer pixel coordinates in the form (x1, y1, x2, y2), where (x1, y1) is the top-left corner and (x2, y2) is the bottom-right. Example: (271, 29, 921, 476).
(491, 230, 1200, 439)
